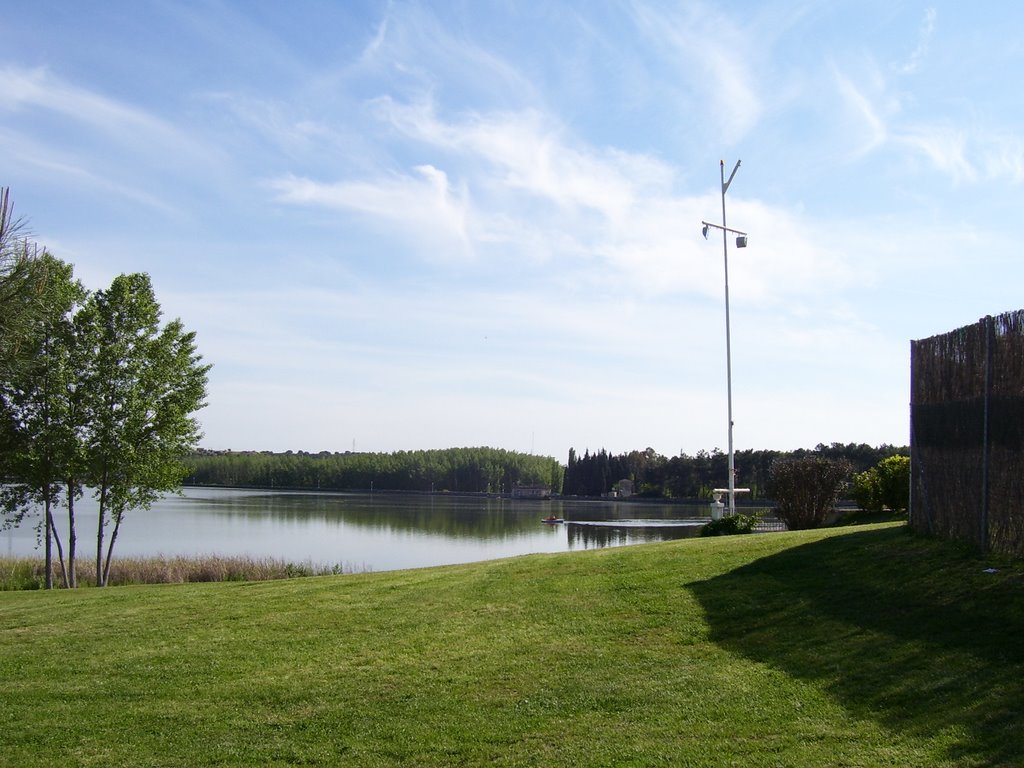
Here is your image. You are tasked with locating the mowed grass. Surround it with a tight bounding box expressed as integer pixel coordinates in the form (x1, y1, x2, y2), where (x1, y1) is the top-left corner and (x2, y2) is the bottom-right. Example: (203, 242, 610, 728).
(1, 523, 1022, 767)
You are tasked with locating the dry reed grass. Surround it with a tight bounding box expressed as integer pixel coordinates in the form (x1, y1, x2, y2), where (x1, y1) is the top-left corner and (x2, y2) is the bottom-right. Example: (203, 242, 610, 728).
(0, 554, 365, 590)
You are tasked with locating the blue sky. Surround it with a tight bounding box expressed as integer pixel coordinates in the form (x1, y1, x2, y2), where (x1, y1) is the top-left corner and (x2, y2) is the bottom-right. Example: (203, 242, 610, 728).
(2, 1, 1020, 461)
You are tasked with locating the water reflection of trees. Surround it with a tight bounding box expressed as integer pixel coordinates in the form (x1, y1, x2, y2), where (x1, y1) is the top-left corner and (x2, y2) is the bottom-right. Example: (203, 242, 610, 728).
(174, 490, 715, 544)
(565, 523, 704, 550)
(185, 491, 554, 540)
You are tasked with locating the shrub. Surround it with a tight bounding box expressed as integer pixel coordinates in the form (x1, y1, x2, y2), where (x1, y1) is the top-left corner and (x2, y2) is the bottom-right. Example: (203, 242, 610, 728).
(852, 455, 910, 514)
(767, 457, 852, 530)
(701, 513, 759, 537)
(0, 560, 47, 591)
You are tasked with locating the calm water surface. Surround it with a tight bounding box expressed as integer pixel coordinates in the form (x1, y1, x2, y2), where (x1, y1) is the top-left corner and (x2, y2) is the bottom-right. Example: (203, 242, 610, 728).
(2, 487, 714, 572)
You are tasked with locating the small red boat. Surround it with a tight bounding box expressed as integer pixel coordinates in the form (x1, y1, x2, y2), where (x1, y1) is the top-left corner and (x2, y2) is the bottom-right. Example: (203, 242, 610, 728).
(541, 516, 564, 524)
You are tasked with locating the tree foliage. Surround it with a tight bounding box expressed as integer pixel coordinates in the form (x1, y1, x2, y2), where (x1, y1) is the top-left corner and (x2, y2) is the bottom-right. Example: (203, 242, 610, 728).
(0, 254, 85, 587)
(766, 457, 853, 530)
(184, 443, 906, 502)
(0, 187, 53, 381)
(184, 446, 561, 495)
(76, 274, 211, 586)
(561, 443, 904, 499)
(1, 231, 210, 588)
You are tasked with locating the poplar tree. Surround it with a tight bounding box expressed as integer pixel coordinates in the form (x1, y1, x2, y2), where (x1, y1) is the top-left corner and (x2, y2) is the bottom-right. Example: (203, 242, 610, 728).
(0, 255, 85, 587)
(76, 273, 210, 586)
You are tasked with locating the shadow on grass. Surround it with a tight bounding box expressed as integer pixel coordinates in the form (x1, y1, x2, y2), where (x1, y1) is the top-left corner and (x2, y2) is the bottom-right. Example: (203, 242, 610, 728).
(688, 525, 1024, 767)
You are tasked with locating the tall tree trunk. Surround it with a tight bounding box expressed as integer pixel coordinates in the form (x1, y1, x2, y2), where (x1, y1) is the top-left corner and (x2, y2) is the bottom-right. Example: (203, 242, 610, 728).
(41, 331, 56, 589)
(67, 482, 77, 588)
(44, 492, 53, 589)
(96, 478, 108, 587)
(46, 506, 70, 589)
(102, 511, 122, 587)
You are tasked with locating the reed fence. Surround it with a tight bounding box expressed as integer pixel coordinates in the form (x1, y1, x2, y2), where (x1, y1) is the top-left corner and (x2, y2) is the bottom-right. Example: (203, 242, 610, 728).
(910, 310, 1024, 555)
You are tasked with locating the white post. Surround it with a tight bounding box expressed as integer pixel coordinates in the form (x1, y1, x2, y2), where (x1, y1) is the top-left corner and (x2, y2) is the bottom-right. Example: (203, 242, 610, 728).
(720, 160, 740, 517)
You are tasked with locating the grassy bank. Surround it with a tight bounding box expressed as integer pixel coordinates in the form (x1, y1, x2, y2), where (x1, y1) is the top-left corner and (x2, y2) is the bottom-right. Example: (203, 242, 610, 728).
(1, 523, 1021, 767)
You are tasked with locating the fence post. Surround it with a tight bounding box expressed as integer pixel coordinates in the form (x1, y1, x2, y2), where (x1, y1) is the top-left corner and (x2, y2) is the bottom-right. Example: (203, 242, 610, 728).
(909, 342, 925, 533)
(981, 315, 993, 552)
(908, 350, 914, 529)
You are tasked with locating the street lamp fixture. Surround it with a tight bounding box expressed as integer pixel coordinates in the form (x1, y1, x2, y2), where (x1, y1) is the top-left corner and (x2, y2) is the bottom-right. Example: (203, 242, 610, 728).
(701, 159, 749, 517)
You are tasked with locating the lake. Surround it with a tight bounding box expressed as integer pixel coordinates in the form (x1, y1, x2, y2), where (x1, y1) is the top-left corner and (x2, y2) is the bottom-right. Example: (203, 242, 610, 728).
(2, 487, 717, 572)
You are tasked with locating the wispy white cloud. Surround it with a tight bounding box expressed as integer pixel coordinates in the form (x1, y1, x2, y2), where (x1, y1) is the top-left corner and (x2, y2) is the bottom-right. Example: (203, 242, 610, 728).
(0, 66, 211, 163)
(823, 7, 1024, 187)
(895, 7, 937, 75)
(360, 11, 390, 64)
(0, 125, 183, 217)
(627, 2, 762, 145)
(204, 91, 335, 156)
(270, 80, 864, 314)
(895, 125, 976, 183)
(372, 97, 672, 220)
(829, 60, 1024, 186)
(0, 64, 226, 218)
(981, 134, 1024, 183)
(832, 65, 890, 158)
(269, 166, 473, 259)
(352, 1, 540, 108)
(0, 66, 146, 125)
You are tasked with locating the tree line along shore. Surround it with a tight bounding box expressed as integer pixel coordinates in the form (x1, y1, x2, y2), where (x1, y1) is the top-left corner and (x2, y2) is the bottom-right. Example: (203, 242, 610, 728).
(185, 442, 908, 500)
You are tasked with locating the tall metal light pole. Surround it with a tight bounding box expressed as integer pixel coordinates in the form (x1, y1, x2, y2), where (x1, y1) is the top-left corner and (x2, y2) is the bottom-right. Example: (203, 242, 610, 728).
(702, 160, 747, 517)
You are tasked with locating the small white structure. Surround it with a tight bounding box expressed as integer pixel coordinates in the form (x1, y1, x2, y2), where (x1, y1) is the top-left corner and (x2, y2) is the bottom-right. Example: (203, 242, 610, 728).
(512, 484, 551, 500)
(710, 487, 750, 520)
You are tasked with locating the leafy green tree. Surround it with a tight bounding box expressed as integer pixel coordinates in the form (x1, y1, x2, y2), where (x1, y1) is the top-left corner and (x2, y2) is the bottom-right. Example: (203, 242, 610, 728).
(76, 273, 210, 586)
(0, 255, 85, 588)
(767, 457, 852, 530)
(851, 455, 910, 514)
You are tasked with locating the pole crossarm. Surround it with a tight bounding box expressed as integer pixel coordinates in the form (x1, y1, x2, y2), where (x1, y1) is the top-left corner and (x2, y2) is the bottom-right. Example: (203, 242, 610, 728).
(701, 221, 747, 237)
(722, 159, 741, 194)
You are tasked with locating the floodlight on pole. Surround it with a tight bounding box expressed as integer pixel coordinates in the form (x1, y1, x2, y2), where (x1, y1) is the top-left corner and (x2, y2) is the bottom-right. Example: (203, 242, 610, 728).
(700, 159, 749, 517)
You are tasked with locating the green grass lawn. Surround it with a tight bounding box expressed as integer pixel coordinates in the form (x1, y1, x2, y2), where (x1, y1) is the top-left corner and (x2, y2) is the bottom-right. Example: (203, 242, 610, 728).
(1, 522, 1021, 767)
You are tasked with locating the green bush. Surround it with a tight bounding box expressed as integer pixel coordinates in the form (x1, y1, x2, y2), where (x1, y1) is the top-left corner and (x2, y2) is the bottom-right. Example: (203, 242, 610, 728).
(851, 455, 910, 514)
(0, 560, 47, 591)
(701, 513, 759, 537)
(767, 457, 852, 530)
